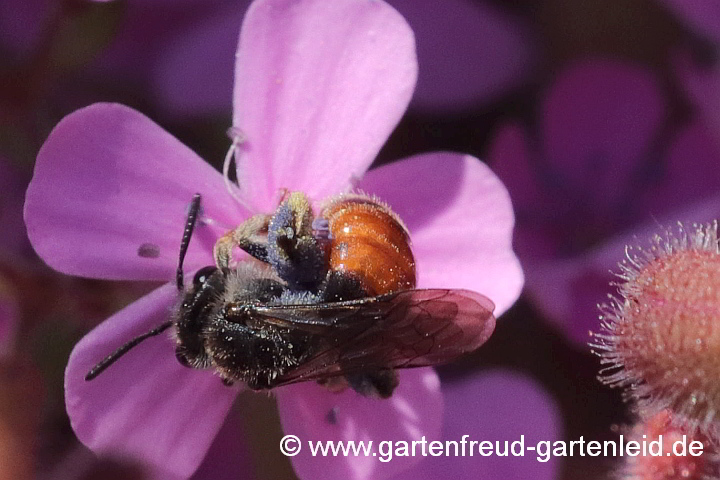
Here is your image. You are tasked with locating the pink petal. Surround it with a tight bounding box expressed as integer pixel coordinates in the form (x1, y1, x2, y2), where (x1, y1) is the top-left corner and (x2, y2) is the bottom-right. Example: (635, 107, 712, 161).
(392, 370, 562, 480)
(639, 120, 720, 215)
(276, 368, 442, 480)
(26, 103, 249, 281)
(656, 0, 720, 43)
(358, 152, 523, 316)
(542, 58, 666, 207)
(524, 258, 612, 344)
(65, 284, 236, 480)
(233, 0, 417, 210)
(529, 192, 720, 344)
(152, 3, 250, 117)
(674, 47, 720, 148)
(489, 123, 547, 211)
(490, 123, 567, 262)
(389, 0, 537, 112)
(0, 0, 51, 59)
(190, 402, 255, 480)
(85, 1, 201, 93)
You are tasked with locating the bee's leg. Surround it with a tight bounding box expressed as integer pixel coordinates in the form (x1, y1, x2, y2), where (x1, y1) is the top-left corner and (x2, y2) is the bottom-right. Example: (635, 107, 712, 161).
(205, 315, 313, 392)
(346, 369, 399, 399)
(317, 376, 350, 393)
(213, 214, 272, 268)
(267, 192, 327, 290)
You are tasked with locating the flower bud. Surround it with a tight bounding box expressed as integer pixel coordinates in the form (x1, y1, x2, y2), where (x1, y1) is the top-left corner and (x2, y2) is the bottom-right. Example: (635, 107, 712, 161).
(592, 222, 720, 439)
(619, 409, 717, 480)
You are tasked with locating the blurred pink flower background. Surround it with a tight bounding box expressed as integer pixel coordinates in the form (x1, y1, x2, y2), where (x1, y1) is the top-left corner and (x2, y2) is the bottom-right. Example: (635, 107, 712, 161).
(491, 57, 720, 344)
(2, 0, 719, 479)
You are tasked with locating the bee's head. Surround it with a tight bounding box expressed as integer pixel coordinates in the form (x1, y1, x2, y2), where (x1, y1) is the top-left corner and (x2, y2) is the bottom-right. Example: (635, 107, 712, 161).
(174, 266, 225, 369)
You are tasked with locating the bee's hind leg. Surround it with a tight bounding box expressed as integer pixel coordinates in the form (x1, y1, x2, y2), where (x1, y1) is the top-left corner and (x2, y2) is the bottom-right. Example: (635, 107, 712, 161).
(346, 369, 399, 399)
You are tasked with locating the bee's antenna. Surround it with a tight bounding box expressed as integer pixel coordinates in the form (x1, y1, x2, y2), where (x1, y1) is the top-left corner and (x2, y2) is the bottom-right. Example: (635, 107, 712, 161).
(85, 320, 173, 381)
(177, 194, 203, 291)
(85, 193, 203, 382)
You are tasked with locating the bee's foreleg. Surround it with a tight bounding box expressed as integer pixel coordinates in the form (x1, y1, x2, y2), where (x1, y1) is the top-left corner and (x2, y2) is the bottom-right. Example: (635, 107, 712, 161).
(213, 213, 272, 268)
(267, 192, 328, 290)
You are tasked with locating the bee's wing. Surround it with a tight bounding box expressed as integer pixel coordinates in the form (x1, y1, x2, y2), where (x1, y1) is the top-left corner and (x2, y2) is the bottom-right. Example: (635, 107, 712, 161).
(249, 289, 496, 386)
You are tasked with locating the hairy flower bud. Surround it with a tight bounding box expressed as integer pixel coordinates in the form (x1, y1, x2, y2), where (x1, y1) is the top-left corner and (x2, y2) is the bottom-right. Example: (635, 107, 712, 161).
(592, 222, 720, 439)
(619, 409, 717, 480)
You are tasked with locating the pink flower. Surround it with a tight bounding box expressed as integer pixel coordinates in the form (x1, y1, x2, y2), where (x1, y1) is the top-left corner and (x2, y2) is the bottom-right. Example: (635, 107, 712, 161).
(83, 0, 251, 119)
(655, 0, 720, 43)
(0, 0, 53, 60)
(491, 57, 720, 344)
(25, 1, 523, 479)
(654, 4, 720, 167)
(392, 370, 562, 480)
(152, 0, 538, 116)
(674, 47, 720, 151)
(388, 0, 537, 113)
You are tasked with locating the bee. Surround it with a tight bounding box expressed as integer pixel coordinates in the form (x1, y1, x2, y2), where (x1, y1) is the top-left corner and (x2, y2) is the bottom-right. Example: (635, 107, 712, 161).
(86, 192, 496, 398)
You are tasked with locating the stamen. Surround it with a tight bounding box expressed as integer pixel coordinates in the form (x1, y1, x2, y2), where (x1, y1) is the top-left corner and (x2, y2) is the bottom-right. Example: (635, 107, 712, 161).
(223, 127, 254, 213)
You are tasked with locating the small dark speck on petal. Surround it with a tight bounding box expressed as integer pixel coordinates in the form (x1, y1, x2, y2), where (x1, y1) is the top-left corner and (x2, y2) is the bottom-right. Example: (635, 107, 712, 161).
(326, 406, 339, 425)
(137, 243, 161, 259)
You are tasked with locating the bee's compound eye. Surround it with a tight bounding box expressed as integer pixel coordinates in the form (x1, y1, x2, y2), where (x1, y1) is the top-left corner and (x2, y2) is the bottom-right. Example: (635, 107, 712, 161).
(193, 266, 217, 287)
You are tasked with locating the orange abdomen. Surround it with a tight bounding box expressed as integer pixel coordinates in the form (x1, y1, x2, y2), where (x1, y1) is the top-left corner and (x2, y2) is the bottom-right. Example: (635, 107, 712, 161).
(321, 196, 416, 296)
